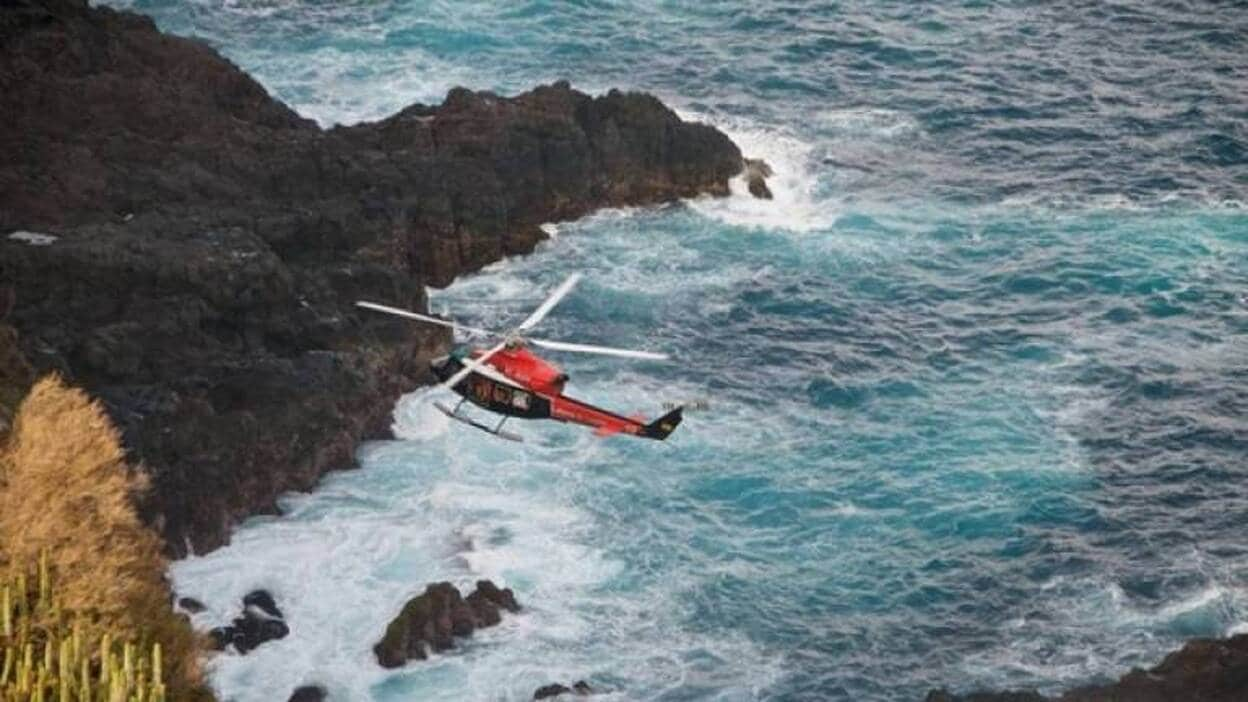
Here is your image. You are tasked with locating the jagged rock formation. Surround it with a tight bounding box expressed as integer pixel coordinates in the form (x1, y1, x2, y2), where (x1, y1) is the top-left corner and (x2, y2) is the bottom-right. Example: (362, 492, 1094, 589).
(927, 634, 1248, 702)
(208, 589, 290, 654)
(0, 0, 748, 556)
(374, 580, 521, 668)
(743, 158, 774, 200)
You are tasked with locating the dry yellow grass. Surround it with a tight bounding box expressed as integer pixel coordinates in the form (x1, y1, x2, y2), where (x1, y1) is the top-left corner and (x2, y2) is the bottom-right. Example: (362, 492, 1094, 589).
(0, 374, 211, 699)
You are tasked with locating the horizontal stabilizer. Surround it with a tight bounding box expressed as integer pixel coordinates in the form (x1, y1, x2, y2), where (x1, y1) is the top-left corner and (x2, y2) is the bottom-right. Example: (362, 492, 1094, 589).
(640, 406, 683, 441)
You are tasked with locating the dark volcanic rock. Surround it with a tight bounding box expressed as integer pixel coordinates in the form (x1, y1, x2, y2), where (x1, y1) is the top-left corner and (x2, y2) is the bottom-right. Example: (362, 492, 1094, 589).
(534, 680, 593, 699)
(0, 286, 13, 321)
(928, 634, 1248, 702)
(207, 626, 233, 651)
(743, 158, 774, 199)
(374, 580, 520, 668)
(0, 321, 35, 436)
(465, 578, 521, 626)
(244, 589, 284, 619)
(177, 596, 207, 614)
(288, 685, 327, 702)
(0, 0, 745, 556)
(210, 590, 290, 654)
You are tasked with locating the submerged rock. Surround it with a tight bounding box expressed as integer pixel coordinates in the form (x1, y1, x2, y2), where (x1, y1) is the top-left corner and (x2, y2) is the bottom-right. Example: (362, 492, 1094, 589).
(374, 580, 520, 668)
(534, 680, 593, 699)
(927, 633, 1248, 701)
(0, 0, 748, 559)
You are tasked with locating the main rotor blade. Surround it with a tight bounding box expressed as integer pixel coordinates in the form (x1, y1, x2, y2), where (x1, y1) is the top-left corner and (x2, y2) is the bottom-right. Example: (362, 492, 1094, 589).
(516, 273, 582, 332)
(356, 301, 494, 337)
(528, 338, 669, 361)
(440, 340, 508, 391)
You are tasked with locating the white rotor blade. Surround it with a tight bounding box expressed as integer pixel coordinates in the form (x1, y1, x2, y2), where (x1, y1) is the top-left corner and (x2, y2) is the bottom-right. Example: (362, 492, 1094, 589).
(516, 273, 582, 332)
(529, 338, 669, 361)
(440, 340, 508, 390)
(356, 301, 493, 337)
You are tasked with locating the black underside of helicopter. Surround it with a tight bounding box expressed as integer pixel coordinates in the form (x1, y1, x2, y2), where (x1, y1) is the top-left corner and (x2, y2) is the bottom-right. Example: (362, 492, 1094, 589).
(431, 354, 553, 420)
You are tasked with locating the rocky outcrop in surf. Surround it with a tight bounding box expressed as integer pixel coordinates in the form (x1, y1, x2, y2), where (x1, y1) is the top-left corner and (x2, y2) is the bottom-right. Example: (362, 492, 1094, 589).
(743, 158, 775, 200)
(208, 589, 291, 654)
(534, 681, 594, 699)
(0, 0, 751, 556)
(927, 633, 1248, 702)
(373, 580, 521, 668)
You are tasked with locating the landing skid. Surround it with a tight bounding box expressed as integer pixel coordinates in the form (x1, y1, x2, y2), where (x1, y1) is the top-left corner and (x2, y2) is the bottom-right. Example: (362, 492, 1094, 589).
(433, 401, 524, 442)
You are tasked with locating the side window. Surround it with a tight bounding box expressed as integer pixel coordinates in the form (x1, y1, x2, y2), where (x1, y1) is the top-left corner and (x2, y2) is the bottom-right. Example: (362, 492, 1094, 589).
(473, 379, 491, 401)
(512, 391, 530, 410)
(493, 385, 511, 404)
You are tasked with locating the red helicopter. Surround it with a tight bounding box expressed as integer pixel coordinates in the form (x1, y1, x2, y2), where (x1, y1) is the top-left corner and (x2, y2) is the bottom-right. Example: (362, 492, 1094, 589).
(358, 273, 683, 442)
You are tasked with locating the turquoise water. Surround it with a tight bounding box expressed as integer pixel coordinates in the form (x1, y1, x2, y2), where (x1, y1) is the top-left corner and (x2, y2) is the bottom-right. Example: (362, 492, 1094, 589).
(108, 1, 1248, 699)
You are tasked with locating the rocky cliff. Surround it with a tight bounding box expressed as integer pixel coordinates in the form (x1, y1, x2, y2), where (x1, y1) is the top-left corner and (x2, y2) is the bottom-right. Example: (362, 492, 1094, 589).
(0, 0, 746, 556)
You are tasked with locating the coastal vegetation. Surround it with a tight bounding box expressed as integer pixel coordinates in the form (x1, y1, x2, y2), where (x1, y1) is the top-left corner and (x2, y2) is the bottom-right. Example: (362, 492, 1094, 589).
(0, 376, 210, 700)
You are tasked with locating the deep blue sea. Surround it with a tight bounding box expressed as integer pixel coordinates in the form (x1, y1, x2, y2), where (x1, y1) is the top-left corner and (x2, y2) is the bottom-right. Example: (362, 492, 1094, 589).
(103, 1, 1248, 700)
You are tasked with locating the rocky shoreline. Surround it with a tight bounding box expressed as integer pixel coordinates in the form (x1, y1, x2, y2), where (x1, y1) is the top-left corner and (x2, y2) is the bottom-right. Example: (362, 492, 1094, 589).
(1, 0, 747, 557)
(2, 2, 1241, 701)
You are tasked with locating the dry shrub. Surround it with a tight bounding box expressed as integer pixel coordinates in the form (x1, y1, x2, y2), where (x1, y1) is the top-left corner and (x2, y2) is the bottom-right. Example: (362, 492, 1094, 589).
(0, 374, 211, 699)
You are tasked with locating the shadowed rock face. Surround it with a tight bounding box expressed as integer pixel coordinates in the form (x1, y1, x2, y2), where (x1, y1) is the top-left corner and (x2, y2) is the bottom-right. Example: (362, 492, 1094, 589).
(0, 0, 744, 555)
(927, 634, 1248, 702)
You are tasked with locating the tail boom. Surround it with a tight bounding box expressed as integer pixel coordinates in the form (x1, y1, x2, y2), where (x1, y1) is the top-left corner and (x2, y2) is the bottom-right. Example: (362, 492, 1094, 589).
(551, 395, 683, 441)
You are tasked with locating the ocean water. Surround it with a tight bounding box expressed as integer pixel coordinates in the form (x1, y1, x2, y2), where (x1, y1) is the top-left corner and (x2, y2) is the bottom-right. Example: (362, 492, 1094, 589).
(103, 1, 1248, 700)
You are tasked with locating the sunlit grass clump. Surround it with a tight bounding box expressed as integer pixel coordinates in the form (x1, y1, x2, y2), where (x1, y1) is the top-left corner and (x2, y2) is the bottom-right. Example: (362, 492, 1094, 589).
(2, 553, 167, 701)
(0, 376, 211, 700)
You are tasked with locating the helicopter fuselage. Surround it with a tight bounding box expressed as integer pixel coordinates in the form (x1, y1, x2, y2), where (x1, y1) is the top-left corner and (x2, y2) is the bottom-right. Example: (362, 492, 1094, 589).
(430, 345, 681, 440)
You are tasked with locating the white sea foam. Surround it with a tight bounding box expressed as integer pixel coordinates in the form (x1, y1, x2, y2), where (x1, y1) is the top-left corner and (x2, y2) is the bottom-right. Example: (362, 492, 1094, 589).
(391, 389, 450, 441)
(171, 341, 779, 701)
(674, 109, 839, 233)
(818, 107, 922, 139)
(999, 190, 1248, 215)
(961, 573, 1248, 695)
(259, 46, 478, 126)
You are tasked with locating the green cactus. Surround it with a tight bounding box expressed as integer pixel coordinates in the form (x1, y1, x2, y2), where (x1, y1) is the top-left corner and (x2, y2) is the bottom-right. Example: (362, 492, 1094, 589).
(2, 585, 10, 638)
(1, 554, 174, 701)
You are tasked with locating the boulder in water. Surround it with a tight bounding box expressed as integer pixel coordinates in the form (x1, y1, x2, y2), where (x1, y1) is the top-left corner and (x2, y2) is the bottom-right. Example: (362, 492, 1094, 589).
(287, 685, 327, 702)
(176, 596, 206, 614)
(208, 589, 290, 654)
(374, 580, 520, 668)
(743, 158, 774, 199)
